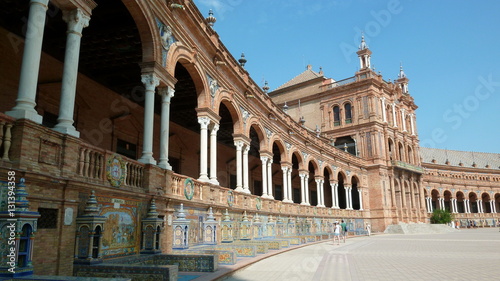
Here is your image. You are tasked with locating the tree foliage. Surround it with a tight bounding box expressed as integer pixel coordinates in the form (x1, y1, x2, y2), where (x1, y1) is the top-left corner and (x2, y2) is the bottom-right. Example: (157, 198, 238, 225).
(430, 209, 454, 224)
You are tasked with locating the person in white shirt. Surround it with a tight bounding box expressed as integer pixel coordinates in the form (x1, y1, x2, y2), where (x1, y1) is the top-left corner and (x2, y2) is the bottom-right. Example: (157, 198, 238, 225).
(333, 221, 342, 245)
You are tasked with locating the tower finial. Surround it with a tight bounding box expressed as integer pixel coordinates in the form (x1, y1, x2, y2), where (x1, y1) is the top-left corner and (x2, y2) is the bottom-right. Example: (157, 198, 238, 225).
(398, 62, 406, 78)
(359, 33, 368, 50)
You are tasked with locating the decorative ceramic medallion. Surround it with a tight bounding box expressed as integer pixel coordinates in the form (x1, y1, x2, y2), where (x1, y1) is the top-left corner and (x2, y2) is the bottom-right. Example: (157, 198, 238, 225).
(184, 178, 195, 200)
(256, 197, 262, 210)
(227, 190, 234, 207)
(106, 156, 126, 187)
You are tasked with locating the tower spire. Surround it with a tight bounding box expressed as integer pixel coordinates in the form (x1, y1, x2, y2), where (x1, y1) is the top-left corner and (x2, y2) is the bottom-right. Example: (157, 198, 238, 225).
(395, 62, 409, 94)
(356, 34, 372, 70)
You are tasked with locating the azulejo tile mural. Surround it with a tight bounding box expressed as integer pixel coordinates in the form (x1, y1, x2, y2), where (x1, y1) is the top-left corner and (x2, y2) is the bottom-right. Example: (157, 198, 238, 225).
(97, 195, 141, 258)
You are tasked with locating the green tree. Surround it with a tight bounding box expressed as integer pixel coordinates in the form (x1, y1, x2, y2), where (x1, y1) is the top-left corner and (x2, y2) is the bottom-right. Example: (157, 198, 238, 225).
(430, 209, 454, 224)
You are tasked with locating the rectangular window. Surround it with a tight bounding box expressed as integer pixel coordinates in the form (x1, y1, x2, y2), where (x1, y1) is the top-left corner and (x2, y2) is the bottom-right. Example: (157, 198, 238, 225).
(38, 208, 58, 229)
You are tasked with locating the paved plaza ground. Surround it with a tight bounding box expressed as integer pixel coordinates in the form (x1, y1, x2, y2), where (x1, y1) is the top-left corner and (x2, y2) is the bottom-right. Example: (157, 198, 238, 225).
(191, 227, 500, 281)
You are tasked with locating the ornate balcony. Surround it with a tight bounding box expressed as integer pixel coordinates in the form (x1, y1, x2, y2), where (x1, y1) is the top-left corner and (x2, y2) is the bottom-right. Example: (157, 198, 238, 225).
(391, 160, 424, 174)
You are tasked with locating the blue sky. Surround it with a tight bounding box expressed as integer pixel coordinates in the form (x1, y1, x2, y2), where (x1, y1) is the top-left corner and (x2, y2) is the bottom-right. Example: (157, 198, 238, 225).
(193, 0, 500, 154)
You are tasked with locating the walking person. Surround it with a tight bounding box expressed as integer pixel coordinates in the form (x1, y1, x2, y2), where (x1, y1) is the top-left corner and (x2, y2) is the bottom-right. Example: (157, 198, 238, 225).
(340, 220, 347, 243)
(366, 223, 371, 236)
(333, 221, 341, 245)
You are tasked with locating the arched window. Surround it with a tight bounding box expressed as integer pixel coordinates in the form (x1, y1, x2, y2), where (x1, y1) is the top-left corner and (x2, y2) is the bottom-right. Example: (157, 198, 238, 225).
(92, 225, 102, 259)
(18, 224, 32, 268)
(344, 103, 352, 124)
(333, 106, 341, 126)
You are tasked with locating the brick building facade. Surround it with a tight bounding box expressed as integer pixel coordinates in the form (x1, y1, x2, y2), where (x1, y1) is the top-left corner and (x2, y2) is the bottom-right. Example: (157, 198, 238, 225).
(0, 0, 498, 277)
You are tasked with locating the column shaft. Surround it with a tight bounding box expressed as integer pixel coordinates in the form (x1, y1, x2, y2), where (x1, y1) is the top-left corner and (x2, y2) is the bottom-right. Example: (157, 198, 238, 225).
(138, 74, 159, 165)
(267, 160, 274, 199)
(158, 87, 174, 170)
(260, 156, 268, 197)
(234, 141, 244, 192)
(282, 166, 289, 202)
(242, 145, 250, 193)
(299, 173, 306, 205)
(209, 124, 220, 184)
(7, 0, 50, 123)
(54, 9, 90, 137)
(198, 117, 210, 182)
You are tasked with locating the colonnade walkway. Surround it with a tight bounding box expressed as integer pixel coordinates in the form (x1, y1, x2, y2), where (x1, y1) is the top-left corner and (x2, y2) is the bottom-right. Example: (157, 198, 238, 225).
(190, 227, 500, 281)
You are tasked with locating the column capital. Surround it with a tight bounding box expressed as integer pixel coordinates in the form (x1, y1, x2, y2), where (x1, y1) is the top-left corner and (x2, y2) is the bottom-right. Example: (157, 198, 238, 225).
(234, 140, 245, 150)
(198, 116, 211, 129)
(281, 166, 289, 172)
(243, 145, 250, 154)
(141, 73, 160, 90)
(62, 8, 90, 35)
(210, 123, 220, 133)
(260, 155, 268, 162)
(158, 86, 175, 99)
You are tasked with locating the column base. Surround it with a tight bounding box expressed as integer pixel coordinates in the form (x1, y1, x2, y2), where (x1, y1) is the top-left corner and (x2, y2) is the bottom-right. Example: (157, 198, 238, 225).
(198, 175, 210, 182)
(209, 178, 220, 185)
(261, 194, 270, 199)
(6, 109, 42, 124)
(158, 160, 172, 170)
(138, 155, 157, 165)
(53, 124, 80, 138)
(234, 186, 244, 192)
(317, 204, 325, 208)
(283, 199, 293, 203)
(267, 195, 274, 200)
(300, 202, 308, 206)
(243, 189, 251, 194)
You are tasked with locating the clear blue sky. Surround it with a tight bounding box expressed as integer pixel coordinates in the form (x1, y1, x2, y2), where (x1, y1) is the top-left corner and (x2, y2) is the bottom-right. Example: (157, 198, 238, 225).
(193, 0, 500, 154)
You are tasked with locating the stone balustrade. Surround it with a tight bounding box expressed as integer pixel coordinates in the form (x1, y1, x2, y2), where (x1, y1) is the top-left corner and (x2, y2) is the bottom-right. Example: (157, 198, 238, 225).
(0, 113, 15, 161)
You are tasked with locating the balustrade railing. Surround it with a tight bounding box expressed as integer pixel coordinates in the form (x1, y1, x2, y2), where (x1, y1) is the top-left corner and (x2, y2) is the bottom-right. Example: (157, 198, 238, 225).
(76, 143, 145, 189)
(0, 114, 15, 161)
(320, 76, 356, 90)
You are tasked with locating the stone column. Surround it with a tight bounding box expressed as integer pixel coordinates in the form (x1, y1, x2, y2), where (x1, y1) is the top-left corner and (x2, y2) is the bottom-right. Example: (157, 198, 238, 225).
(138, 73, 159, 165)
(299, 172, 306, 205)
(287, 167, 293, 202)
(320, 180, 325, 207)
(260, 156, 268, 197)
(305, 175, 310, 205)
(358, 188, 364, 210)
(391, 103, 397, 128)
(381, 97, 387, 123)
(209, 124, 220, 184)
(53, 9, 90, 137)
(315, 178, 321, 207)
(7, 0, 50, 123)
(331, 182, 339, 209)
(425, 197, 430, 213)
(344, 185, 351, 210)
(267, 159, 274, 199)
(401, 109, 407, 132)
(197, 117, 210, 182)
(158, 86, 175, 170)
(242, 145, 250, 194)
(478, 200, 483, 213)
(234, 140, 244, 192)
(410, 114, 416, 135)
(282, 166, 290, 202)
